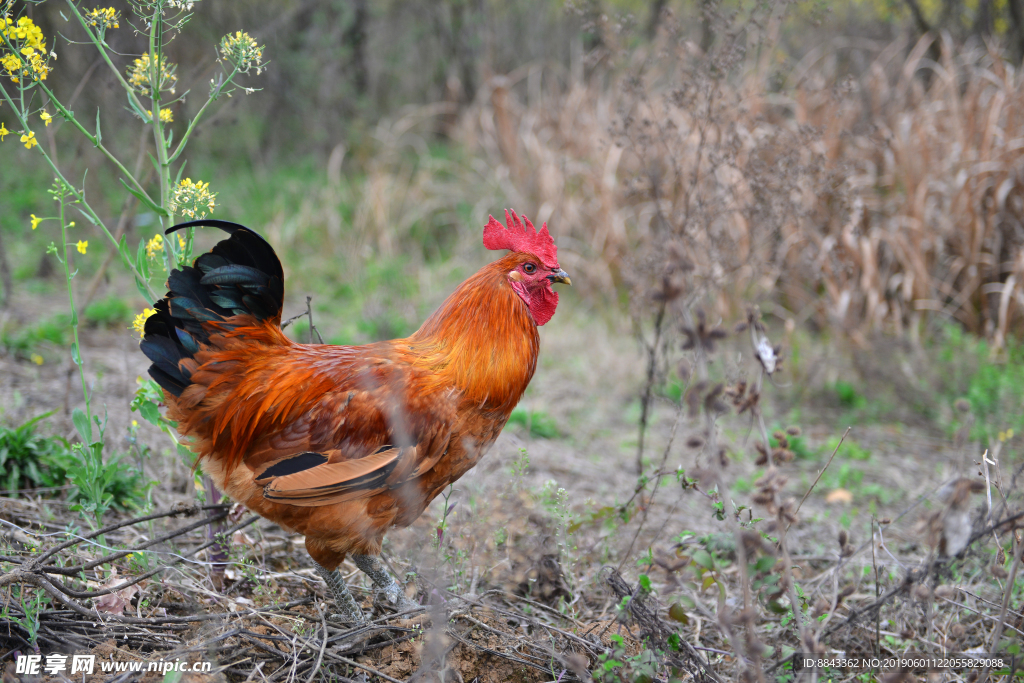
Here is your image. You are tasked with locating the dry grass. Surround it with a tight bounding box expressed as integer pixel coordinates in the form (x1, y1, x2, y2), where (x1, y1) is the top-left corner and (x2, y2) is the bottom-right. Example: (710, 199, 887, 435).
(450, 25, 1024, 348)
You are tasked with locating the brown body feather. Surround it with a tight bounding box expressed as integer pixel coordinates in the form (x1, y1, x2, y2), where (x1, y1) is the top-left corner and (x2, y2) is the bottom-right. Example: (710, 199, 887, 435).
(165, 252, 540, 570)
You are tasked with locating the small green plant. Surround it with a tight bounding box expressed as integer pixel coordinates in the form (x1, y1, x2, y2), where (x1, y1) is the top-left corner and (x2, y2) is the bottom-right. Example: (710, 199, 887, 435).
(506, 447, 531, 495)
(820, 435, 872, 461)
(540, 479, 578, 596)
(431, 484, 469, 591)
(592, 633, 663, 683)
(83, 295, 133, 327)
(831, 380, 866, 410)
(508, 406, 560, 438)
(0, 411, 70, 494)
(1, 314, 71, 359)
(0, 585, 46, 647)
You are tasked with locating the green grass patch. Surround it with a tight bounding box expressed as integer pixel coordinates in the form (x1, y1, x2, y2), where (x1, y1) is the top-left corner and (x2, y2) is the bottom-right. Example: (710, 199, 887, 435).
(83, 296, 133, 328)
(0, 412, 71, 494)
(508, 407, 561, 439)
(1, 314, 71, 358)
(820, 435, 872, 461)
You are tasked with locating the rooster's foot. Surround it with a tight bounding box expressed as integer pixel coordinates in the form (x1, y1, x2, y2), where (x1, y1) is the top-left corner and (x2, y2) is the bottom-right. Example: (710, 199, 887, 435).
(313, 560, 367, 625)
(352, 554, 419, 613)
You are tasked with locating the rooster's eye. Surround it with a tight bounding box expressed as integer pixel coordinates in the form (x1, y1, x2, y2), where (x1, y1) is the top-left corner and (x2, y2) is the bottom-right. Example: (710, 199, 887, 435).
(523, 263, 536, 274)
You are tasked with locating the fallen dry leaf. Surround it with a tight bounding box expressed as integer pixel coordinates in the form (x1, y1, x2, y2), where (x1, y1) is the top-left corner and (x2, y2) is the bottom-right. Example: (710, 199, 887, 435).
(825, 488, 854, 504)
(92, 567, 140, 616)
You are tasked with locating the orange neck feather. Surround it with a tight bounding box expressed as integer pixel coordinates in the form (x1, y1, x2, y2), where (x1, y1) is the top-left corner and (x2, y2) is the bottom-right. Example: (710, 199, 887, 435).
(411, 254, 539, 414)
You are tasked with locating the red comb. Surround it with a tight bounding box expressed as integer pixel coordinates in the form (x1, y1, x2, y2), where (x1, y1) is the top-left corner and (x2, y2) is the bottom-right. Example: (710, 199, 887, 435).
(482, 210, 559, 269)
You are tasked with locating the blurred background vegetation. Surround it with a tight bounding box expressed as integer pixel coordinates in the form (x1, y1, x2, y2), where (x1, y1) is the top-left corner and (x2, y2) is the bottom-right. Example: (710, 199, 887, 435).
(5, 0, 1024, 349)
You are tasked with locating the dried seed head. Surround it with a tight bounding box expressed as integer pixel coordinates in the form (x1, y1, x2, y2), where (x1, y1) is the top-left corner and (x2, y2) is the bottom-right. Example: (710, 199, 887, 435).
(685, 381, 707, 417)
(955, 398, 971, 413)
(950, 623, 965, 639)
(991, 564, 1009, 579)
(934, 585, 957, 600)
(838, 530, 849, 548)
(911, 584, 932, 602)
(774, 448, 795, 463)
(740, 530, 772, 556)
(653, 273, 684, 302)
(677, 359, 692, 383)
(786, 426, 802, 436)
(704, 383, 728, 414)
(686, 436, 705, 449)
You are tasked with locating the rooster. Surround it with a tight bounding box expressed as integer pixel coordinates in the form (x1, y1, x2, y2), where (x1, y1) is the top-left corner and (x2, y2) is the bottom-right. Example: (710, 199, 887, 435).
(141, 211, 570, 623)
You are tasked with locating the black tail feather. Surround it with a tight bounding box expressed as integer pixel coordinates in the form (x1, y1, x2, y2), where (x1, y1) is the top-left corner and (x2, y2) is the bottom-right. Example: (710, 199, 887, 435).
(141, 220, 285, 396)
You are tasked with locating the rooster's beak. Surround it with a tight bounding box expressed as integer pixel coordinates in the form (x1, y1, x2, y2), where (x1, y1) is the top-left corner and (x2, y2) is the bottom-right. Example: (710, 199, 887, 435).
(547, 269, 572, 286)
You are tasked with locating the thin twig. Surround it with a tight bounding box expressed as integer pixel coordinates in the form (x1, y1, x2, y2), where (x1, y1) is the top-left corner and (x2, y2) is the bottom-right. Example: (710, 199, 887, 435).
(790, 426, 851, 528)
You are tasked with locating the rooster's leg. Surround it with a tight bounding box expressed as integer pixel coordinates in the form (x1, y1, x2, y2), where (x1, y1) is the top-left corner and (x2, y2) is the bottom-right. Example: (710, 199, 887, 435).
(312, 561, 367, 625)
(352, 554, 419, 612)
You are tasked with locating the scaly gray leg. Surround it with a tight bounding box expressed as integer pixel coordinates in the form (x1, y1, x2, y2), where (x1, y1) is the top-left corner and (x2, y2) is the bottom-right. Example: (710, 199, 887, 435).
(352, 554, 419, 612)
(312, 561, 366, 625)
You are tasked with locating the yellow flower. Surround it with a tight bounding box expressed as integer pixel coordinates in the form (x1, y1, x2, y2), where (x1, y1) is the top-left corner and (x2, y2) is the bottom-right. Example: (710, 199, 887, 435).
(220, 30, 265, 74)
(131, 307, 157, 338)
(145, 108, 174, 123)
(85, 7, 120, 32)
(145, 233, 164, 258)
(20, 131, 36, 149)
(131, 420, 138, 427)
(0, 17, 51, 82)
(68, 221, 75, 227)
(30, 214, 41, 230)
(30, 353, 43, 365)
(170, 177, 216, 220)
(0, 123, 7, 141)
(76, 240, 88, 254)
(127, 53, 176, 97)
(40, 111, 52, 127)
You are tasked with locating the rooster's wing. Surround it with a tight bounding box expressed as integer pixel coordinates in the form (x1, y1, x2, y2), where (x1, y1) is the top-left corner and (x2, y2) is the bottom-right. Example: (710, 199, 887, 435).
(229, 353, 457, 508)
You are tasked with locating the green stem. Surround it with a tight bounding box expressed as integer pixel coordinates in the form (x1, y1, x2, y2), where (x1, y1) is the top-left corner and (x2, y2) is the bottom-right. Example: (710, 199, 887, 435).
(38, 82, 158, 207)
(0, 84, 158, 301)
(64, 0, 150, 118)
(167, 66, 238, 163)
(149, 6, 171, 230)
(57, 192, 92, 428)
